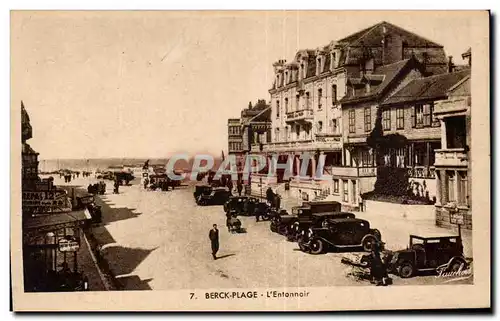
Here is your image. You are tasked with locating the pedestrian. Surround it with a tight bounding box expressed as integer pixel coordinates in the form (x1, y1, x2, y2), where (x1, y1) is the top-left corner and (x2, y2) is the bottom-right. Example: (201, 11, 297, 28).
(266, 187, 274, 206)
(368, 241, 388, 286)
(237, 181, 243, 196)
(227, 179, 233, 194)
(114, 179, 119, 194)
(275, 194, 281, 210)
(209, 224, 219, 260)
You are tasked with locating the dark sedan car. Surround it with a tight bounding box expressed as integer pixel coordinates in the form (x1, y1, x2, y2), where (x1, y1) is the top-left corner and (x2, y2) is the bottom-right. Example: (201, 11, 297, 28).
(288, 212, 356, 242)
(196, 188, 231, 206)
(299, 218, 382, 254)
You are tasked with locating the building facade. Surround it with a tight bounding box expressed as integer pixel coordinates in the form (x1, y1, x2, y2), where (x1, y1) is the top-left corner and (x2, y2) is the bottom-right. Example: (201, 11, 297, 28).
(260, 21, 448, 204)
(433, 50, 472, 229)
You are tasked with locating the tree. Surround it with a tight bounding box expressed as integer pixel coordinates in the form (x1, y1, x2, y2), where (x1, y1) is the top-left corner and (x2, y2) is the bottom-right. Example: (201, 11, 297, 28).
(366, 107, 409, 197)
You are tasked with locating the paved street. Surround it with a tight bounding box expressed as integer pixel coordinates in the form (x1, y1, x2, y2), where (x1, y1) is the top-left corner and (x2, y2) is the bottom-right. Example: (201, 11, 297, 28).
(53, 176, 473, 290)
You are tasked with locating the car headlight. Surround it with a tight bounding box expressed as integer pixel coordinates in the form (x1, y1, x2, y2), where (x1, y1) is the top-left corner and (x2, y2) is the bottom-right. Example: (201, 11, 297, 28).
(307, 229, 313, 238)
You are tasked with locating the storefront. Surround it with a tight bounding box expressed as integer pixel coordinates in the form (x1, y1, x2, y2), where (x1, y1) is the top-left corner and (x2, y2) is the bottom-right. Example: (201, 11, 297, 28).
(22, 209, 91, 292)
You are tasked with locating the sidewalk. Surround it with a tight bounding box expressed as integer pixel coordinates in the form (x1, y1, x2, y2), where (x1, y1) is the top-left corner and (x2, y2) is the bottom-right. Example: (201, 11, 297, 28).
(78, 230, 109, 291)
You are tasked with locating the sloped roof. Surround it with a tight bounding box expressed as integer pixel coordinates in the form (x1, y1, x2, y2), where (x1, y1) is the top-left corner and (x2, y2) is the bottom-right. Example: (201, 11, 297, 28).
(337, 21, 442, 48)
(382, 69, 471, 105)
(341, 57, 419, 104)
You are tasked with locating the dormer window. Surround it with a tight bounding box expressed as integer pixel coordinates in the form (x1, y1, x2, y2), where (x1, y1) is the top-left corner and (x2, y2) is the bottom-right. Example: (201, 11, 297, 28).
(352, 86, 356, 97)
(285, 71, 289, 84)
(331, 52, 337, 70)
(365, 83, 371, 93)
(317, 57, 322, 75)
(317, 88, 323, 109)
(300, 63, 306, 79)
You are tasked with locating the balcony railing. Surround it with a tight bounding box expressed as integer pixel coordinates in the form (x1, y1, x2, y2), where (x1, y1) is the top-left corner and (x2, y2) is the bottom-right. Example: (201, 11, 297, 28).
(326, 166, 377, 178)
(434, 148, 468, 167)
(285, 109, 313, 123)
(407, 166, 436, 179)
(261, 140, 314, 152)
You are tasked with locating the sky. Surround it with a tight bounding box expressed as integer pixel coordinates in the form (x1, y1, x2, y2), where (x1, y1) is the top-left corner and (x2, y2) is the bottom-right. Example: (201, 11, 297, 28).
(11, 11, 478, 160)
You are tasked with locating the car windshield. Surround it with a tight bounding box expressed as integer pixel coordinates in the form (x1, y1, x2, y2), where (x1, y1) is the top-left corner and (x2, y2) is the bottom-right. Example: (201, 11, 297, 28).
(410, 237, 425, 247)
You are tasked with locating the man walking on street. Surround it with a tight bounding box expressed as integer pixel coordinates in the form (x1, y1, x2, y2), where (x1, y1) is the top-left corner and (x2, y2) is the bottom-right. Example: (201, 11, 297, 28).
(209, 224, 219, 260)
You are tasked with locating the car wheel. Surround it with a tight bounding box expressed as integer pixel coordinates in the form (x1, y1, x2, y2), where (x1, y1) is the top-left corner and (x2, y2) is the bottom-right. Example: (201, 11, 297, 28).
(270, 222, 277, 232)
(362, 235, 377, 252)
(398, 262, 415, 278)
(309, 239, 324, 255)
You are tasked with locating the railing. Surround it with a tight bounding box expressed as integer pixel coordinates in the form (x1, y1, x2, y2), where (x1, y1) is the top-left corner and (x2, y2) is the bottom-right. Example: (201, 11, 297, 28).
(261, 140, 314, 152)
(327, 166, 377, 177)
(434, 148, 468, 167)
(285, 109, 313, 122)
(407, 166, 436, 179)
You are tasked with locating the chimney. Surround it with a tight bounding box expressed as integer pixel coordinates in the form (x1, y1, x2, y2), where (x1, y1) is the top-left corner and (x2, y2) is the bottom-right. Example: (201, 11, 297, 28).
(447, 56, 454, 73)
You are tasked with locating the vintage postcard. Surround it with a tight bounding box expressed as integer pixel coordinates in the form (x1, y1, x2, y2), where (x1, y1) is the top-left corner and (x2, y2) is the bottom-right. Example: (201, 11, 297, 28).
(10, 10, 490, 311)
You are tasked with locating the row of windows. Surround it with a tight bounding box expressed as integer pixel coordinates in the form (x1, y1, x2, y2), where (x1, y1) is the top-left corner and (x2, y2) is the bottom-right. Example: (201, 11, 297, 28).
(273, 119, 339, 141)
(276, 85, 338, 118)
(275, 53, 339, 88)
(228, 142, 242, 152)
(228, 126, 241, 136)
(348, 103, 441, 134)
(441, 171, 469, 206)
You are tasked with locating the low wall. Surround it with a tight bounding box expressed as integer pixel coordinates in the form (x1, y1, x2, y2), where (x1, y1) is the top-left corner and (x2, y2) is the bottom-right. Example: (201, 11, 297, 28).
(435, 205, 472, 230)
(364, 200, 435, 221)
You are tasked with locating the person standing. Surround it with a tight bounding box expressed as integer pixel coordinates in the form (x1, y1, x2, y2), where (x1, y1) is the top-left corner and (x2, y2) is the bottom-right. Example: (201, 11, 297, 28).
(209, 224, 219, 260)
(236, 181, 243, 196)
(227, 179, 234, 195)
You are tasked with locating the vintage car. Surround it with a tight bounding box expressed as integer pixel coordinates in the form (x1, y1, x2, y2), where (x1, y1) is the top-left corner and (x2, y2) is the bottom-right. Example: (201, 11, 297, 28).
(386, 235, 468, 278)
(148, 174, 178, 191)
(269, 209, 293, 235)
(194, 184, 212, 200)
(223, 196, 263, 216)
(269, 201, 342, 236)
(196, 188, 231, 206)
(299, 218, 382, 254)
(74, 194, 102, 224)
(115, 171, 135, 185)
(287, 212, 356, 242)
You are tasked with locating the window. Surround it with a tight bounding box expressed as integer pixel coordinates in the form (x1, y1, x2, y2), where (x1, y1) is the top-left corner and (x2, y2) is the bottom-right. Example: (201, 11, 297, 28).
(431, 103, 440, 127)
(343, 180, 349, 202)
(365, 83, 370, 94)
(396, 107, 404, 129)
(284, 98, 289, 113)
(276, 100, 280, 118)
(447, 171, 456, 202)
(285, 72, 289, 84)
(396, 148, 406, 168)
(317, 58, 322, 75)
(296, 124, 300, 137)
(275, 128, 280, 142)
(296, 94, 300, 110)
(305, 92, 310, 109)
(317, 88, 323, 109)
(333, 179, 339, 194)
(284, 127, 289, 141)
(317, 121, 323, 133)
(349, 110, 356, 133)
(423, 104, 431, 127)
(332, 85, 337, 105)
(300, 63, 305, 79)
(364, 107, 371, 132)
(413, 103, 433, 128)
(331, 52, 337, 69)
(332, 118, 338, 133)
(458, 171, 468, 206)
(382, 108, 391, 131)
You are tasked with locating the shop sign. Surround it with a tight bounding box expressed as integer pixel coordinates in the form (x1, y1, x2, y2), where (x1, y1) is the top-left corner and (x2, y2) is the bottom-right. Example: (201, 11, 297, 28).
(58, 238, 80, 252)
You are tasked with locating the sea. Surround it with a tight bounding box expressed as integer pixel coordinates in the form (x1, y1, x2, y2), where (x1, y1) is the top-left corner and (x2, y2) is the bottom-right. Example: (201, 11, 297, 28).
(39, 157, 224, 173)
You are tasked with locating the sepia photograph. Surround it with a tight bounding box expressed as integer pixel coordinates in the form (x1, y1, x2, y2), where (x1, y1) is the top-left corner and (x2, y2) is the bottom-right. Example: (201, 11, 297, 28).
(10, 10, 490, 311)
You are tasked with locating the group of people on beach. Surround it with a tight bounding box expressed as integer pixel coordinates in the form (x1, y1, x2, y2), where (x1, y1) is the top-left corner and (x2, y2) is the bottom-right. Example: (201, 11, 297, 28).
(88, 181, 106, 195)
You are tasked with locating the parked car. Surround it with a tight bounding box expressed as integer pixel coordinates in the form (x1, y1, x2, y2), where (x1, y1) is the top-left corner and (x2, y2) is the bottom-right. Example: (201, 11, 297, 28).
(74, 194, 102, 224)
(288, 212, 356, 242)
(270, 201, 342, 236)
(386, 235, 467, 278)
(196, 188, 231, 206)
(298, 218, 382, 254)
(223, 196, 253, 214)
(115, 171, 135, 185)
(194, 184, 212, 200)
(269, 209, 293, 235)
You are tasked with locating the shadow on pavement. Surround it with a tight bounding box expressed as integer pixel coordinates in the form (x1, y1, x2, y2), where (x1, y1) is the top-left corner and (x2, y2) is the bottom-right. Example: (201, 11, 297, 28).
(101, 245, 157, 276)
(216, 253, 236, 260)
(115, 276, 153, 290)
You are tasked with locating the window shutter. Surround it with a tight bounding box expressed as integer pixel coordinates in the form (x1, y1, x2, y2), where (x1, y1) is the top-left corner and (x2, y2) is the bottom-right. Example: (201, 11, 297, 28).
(411, 105, 416, 128)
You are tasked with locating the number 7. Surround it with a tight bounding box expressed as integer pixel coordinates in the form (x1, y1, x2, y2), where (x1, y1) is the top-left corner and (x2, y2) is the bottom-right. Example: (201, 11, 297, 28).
(190, 293, 195, 299)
